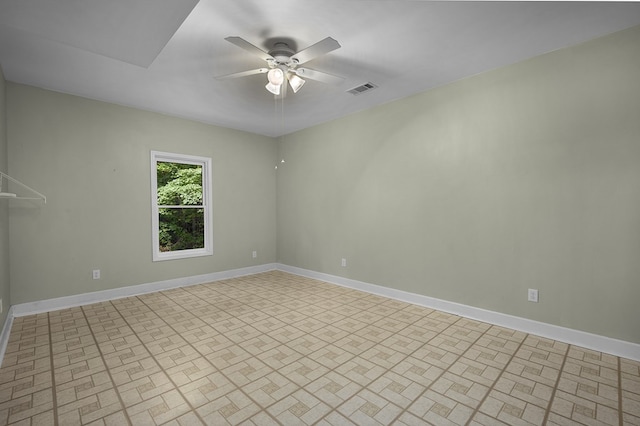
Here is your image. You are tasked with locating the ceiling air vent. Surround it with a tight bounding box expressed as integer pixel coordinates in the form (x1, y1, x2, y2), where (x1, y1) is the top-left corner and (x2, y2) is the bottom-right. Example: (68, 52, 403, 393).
(347, 82, 377, 95)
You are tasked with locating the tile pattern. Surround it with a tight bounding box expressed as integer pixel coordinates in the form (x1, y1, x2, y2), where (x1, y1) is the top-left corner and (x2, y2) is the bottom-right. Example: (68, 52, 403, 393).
(0, 270, 638, 425)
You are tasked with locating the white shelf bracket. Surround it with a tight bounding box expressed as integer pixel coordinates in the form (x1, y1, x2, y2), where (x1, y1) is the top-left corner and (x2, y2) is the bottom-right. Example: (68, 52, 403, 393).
(0, 172, 47, 203)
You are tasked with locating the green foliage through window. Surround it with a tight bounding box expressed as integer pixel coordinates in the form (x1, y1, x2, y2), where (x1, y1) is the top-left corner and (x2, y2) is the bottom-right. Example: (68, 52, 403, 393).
(157, 162, 204, 252)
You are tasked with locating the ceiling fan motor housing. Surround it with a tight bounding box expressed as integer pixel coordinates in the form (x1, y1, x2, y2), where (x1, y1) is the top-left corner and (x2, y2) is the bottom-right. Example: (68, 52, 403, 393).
(269, 42, 296, 67)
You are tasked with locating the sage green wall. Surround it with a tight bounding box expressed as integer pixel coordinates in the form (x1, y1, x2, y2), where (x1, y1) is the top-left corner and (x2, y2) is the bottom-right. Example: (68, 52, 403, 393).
(7, 84, 277, 304)
(277, 25, 640, 344)
(0, 65, 9, 329)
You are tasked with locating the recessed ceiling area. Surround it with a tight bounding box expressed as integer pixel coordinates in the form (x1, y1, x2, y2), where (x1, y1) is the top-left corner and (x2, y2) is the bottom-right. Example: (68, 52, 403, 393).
(1, 0, 639, 137)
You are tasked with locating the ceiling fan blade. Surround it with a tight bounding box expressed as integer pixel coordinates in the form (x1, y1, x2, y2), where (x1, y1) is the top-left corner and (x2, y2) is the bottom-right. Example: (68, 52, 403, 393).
(216, 68, 269, 80)
(295, 68, 344, 85)
(224, 36, 274, 61)
(291, 37, 341, 65)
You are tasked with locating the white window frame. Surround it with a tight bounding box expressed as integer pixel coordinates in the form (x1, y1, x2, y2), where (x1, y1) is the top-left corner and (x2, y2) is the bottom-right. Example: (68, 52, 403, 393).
(151, 151, 213, 261)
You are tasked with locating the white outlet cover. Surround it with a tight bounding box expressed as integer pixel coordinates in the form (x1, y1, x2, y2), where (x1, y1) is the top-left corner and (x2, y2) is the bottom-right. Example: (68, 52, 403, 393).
(528, 289, 539, 302)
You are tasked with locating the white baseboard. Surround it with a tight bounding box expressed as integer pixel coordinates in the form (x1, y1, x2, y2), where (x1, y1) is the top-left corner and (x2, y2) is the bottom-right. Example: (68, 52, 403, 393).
(0, 307, 15, 365)
(0, 263, 277, 363)
(10, 263, 277, 318)
(276, 263, 640, 362)
(1, 262, 637, 364)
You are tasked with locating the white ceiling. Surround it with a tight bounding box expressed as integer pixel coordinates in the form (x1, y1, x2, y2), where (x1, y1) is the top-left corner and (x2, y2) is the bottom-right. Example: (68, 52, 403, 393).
(1, 1, 639, 137)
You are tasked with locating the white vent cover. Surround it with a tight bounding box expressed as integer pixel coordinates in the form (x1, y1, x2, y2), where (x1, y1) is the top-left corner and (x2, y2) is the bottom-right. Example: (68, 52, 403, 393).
(347, 82, 377, 95)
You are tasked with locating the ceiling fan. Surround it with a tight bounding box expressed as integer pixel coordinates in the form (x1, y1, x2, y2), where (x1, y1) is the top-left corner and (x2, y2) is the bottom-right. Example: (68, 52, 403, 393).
(217, 36, 344, 96)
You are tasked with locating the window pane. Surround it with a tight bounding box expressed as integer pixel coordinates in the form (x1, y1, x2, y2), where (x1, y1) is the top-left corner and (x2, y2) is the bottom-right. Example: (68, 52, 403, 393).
(157, 162, 203, 206)
(151, 151, 212, 262)
(158, 207, 205, 252)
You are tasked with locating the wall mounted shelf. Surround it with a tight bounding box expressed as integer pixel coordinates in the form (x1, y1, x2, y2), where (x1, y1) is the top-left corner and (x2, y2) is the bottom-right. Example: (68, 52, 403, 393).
(0, 172, 46, 203)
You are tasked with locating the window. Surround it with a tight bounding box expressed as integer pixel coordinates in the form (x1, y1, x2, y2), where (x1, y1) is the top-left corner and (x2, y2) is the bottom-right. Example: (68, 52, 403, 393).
(151, 151, 212, 261)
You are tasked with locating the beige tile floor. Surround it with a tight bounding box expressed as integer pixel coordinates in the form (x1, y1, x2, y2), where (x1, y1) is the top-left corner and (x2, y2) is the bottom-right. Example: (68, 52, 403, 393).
(0, 270, 638, 425)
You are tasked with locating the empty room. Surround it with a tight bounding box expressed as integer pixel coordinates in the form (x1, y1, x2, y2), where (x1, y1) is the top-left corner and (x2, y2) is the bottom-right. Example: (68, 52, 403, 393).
(0, 1, 639, 425)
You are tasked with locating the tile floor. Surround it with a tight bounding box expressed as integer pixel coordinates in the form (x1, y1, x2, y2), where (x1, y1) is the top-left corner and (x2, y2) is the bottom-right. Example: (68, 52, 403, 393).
(0, 271, 638, 425)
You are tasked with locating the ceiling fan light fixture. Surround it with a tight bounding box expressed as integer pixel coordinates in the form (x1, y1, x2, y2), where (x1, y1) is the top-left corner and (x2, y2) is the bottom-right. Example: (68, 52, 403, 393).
(265, 82, 281, 95)
(288, 74, 306, 93)
(267, 68, 284, 85)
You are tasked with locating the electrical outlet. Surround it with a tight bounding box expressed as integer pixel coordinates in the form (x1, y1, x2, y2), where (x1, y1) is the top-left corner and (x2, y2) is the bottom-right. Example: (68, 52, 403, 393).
(528, 288, 539, 303)
(0, 298, 3, 314)
(252, 251, 257, 259)
(92, 269, 101, 280)
(341, 258, 347, 267)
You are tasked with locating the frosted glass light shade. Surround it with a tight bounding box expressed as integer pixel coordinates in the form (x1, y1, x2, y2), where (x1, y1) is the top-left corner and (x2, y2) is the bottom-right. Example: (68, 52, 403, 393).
(267, 68, 284, 85)
(265, 82, 280, 95)
(288, 74, 305, 93)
